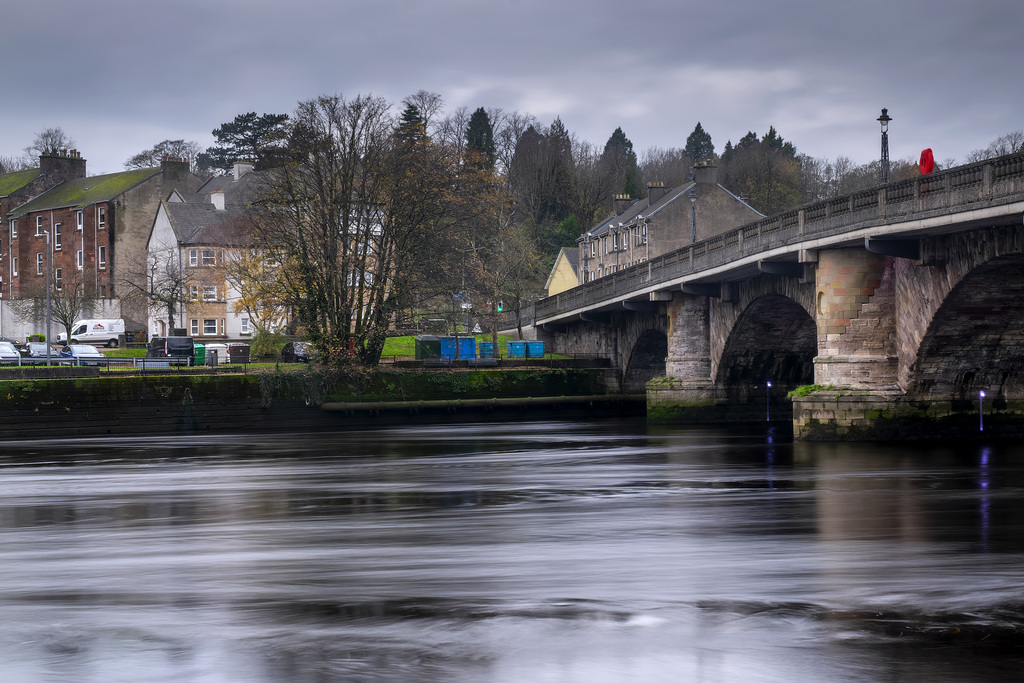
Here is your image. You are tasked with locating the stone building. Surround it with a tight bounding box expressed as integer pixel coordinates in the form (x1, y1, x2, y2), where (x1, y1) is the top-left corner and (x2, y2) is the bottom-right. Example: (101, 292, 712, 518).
(146, 162, 262, 340)
(576, 164, 763, 283)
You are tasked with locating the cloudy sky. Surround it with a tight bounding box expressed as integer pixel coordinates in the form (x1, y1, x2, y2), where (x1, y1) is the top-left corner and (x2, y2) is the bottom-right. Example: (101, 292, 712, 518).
(4, 0, 1020, 176)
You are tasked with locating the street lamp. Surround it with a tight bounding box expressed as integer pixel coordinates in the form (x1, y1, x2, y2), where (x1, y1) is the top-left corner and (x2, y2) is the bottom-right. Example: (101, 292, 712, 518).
(766, 381, 772, 422)
(45, 230, 52, 366)
(877, 108, 892, 184)
(689, 189, 697, 243)
(979, 390, 986, 432)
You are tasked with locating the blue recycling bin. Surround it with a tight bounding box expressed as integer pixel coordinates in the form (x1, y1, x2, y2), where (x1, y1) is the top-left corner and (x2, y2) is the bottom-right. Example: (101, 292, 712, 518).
(458, 337, 477, 359)
(439, 336, 458, 359)
(506, 341, 526, 358)
(526, 341, 546, 358)
(478, 342, 495, 359)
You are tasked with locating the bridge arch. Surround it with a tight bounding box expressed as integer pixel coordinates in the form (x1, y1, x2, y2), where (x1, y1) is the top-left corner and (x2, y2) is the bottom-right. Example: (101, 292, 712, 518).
(713, 293, 817, 402)
(905, 254, 1024, 402)
(623, 329, 668, 393)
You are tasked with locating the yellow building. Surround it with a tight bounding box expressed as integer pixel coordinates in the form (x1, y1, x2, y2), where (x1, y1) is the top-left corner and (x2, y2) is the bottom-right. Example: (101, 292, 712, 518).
(545, 247, 580, 296)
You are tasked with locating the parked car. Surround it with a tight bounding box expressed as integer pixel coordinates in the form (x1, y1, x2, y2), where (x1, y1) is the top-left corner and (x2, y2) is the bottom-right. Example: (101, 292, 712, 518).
(22, 342, 61, 358)
(58, 344, 107, 365)
(281, 341, 314, 363)
(0, 341, 21, 365)
(146, 336, 195, 364)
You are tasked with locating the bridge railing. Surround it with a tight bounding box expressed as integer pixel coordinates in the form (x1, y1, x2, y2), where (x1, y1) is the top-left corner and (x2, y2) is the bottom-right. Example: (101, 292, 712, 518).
(536, 153, 1024, 322)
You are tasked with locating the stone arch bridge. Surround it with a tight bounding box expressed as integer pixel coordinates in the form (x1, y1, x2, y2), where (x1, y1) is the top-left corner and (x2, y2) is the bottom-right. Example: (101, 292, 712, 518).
(533, 155, 1024, 439)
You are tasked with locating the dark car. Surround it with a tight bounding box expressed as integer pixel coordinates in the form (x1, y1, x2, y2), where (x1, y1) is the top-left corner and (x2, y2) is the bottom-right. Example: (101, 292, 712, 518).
(58, 344, 107, 366)
(146, 336, 195, 364)
(22, 342, 61, 358)
(281, 341, 314, 363)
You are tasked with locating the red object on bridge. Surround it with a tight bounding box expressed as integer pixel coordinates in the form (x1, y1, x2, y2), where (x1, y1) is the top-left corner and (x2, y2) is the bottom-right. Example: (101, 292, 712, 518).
(920, 148, 935, 174)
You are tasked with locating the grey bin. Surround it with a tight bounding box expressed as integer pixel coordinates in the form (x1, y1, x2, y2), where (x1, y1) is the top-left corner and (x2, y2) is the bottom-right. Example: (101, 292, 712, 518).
(207, 349, 219, 367)
(227, 343, 250, 364)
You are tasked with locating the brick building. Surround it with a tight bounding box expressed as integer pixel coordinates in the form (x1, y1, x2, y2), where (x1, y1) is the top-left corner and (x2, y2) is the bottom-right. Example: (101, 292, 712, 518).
(0, 152, 204, 338)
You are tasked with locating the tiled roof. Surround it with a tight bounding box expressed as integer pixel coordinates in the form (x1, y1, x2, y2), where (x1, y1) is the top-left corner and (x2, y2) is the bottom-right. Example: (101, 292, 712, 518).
(165, 201, 250, 246)
(8, 167, 161, 218)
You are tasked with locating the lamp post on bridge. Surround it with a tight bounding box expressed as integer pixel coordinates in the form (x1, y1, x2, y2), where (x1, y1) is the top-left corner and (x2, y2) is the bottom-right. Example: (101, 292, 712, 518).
(689, 189, 697, 243)
(877, 108, 892, 184)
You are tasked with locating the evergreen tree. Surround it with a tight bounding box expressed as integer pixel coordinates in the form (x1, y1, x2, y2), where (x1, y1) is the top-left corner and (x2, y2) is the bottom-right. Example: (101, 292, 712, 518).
(762, 126, 797, 157)
(465, 107, 496, 168)
(601, 127, 639, 198)
(198, 112, 289, 172)
(685, 122, 715, 162)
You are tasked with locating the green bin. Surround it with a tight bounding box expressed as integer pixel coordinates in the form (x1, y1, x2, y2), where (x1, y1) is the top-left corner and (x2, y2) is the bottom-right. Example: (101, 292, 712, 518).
(415, 335, 441, 360)
(193, 343, 206, 365)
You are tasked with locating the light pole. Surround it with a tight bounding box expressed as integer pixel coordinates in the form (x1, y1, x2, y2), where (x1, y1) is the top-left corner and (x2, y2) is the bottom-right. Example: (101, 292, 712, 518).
(45, 230, 52, 366)
(979, 390, 986, 432)
(765, 381, 772, 422)
(877, 108, 892, 184)
(689, 189, 697, 243)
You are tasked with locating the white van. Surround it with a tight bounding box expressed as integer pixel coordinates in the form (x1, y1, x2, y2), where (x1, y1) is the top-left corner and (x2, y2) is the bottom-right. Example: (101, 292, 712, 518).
(57, 319, 126, 347)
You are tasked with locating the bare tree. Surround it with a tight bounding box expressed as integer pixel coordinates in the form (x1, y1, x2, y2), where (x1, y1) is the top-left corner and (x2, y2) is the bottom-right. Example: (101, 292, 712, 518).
(403, 90, 446, 134)
(125, 139, 207, 175)
(965, 130, 1024, 163)
(24, 127, 76, 159)
(8, 266, 102, 342)
(116, 244, 195, 335)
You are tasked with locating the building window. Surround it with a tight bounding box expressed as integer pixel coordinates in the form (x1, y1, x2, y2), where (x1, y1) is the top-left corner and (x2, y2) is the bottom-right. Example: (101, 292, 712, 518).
(98, 245, 106, 269)
(76, 211, 83, 231)
(203, 319, 217, 335)
(189, 284, 199, 300)
(189, 249, 198, 266)
(202, 249, 216, 266)
(220, 319, 226, 336)
(202, 285, 217, 301)
(55, 268, 63, 290)
(190, 319, 199, 336)
(77, 250, 83, 270)
(36, 253, 43, 275)
(12, 256, 18, 276)
(54, 223, 61, 250)
(9, 220, 16, 238)
(35, 216, 43, 236)
(240, 318, 250, 334)
(97, 206, 106, 229)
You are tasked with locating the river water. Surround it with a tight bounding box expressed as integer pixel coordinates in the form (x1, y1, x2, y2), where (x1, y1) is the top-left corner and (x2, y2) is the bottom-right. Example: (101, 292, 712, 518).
(1, 418, 1022, 682)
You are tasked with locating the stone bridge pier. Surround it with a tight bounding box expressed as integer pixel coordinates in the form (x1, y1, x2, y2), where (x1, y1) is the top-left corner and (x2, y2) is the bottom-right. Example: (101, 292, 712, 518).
(648, 225, 1024, 438)
(537, 304, 669, 394)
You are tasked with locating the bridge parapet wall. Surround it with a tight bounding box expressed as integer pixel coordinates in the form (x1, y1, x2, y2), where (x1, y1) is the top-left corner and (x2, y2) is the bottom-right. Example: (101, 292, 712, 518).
(535, 153, 1024, 325)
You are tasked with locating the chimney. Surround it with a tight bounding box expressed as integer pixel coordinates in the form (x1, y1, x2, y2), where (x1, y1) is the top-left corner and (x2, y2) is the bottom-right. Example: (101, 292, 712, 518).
(613, 193, 633, 215)
(647, 181, 669, 205)
(160, 156, 190, 182)
(39, 149, 87, 184)
(211, 189, 225, 211)
(233, 160, 254, 181)
(693, 161, 718, 186)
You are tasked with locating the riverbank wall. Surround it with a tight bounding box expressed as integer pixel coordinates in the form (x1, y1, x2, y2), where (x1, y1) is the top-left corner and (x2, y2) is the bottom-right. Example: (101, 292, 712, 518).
(791, 389, 1024, 440)
(0, 368, 640, 439)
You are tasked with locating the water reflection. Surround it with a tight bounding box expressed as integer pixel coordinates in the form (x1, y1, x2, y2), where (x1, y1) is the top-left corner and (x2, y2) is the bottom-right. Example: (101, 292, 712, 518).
(1, 422, 1023, 681)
